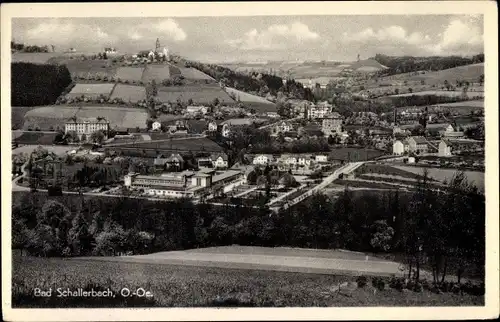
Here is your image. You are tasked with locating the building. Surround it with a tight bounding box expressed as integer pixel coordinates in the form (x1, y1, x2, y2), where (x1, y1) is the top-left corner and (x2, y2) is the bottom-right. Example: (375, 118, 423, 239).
(252, 154, 274, 165)
(407, 136, 429, 154)
(207, 121, 218, 132)
(65, 117, 110, 141)
(104, 47, 117, 55)
(151, 121, 162, 131)
(273, 121, 293, 135)
(165, 153, 184, 170)
(426, 123, 455, 137)
(186, 105, 208, 115)
(307, 102, 332, 119)
(315, 154, 329, 163)
(123, 168, 244, 199)
(393, 139, 409, 155)
(221, 123, 231, 138)
(321, 112, 343, 136)
(438, 139, 485, 157)
(211, 153, 229, 169)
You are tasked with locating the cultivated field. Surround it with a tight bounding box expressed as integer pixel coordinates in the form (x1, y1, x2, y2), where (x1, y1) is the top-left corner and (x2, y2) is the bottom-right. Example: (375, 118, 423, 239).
(178, 67, 215, 80)
(157, 85, 235, 105)
(12, 132, 58, 145)
(393, 166, 484, 192)
(141, 64, 174, 83)
(11, 107, 40, 130)
(115, 67, 145, 82)
(223, 87, 277, 113)
(109, 84, 146, 103)
(12, 145, 74, 156)
(106, 136, 224, 153)
(11, 53, 62, 64)
(23, 105, 148, 130)
(67, 83, 116, 98)
(12, 251, 483, 307)
(329, 147, 386, 161)
(388, 90, 484, 98)
(51, 58, 117, 79)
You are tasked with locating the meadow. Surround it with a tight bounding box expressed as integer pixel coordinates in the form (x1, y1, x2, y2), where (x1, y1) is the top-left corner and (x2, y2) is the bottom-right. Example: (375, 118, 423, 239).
(389, 90, 484, 98)
(115, 67, 145, 82)
(328, 147, 386, 162)
(109, 84, 146, 103)
(67, 83, 116, 98)
(107, 136, 224, 153)
(141, 64, 174, 83)
(157, 85, 235, 105)
(11, 254, 483, 307)
(11, 107, 39, 130)
(12, 132, 58, 145)
(52, 58, 118, 79)
(23, 105, 148, 130)
(11, 53, 61, 64)
(178, 67, 215, 80)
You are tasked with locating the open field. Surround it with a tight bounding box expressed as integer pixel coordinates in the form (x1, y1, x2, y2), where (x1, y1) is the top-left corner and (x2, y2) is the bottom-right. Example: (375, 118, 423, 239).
(109, 84, 146, 103)
(11, 107, 40, 130)
(393, 166, 484, 192)
(115, 66, 145, 82)
(178, 67, 215, 80)
(11, 52, 62, 64)
(12, 144, 75, 156)
(431, 99, 484, 108)
(23, 105, 148, 130)
(157, 85, 236, 105)
(224, 87, 277, 113)
(329, 147, 386, 161)
(388, 90, 484, 98)
(12, 251, 483, 307)
(67, 83, 116, 97)
(48, 58, 117, 79)
(141, 64, 174, 83)
(12, 132, 58, 145)
(105, 136, 224, 153)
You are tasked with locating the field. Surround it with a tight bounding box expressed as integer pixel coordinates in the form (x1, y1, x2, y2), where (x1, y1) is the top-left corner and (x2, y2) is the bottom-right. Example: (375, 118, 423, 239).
(12, 144, 75, 156)
(106, 136, 224, 153)
(156, 85, 235, 105)
(23, 105, 148, 130)
(109, 84, 146, 103)
(12, 252, 483, 307)
(12, 132, 58, 145)
(141, 64, 174, 83)
(67, 83, 116, 98)
(431, 100, 484, 108)
(11, 53, 62, 64)
(178, 67, 215, 80)
(224, 87, 277, 113)
(11, 107, 40, 130)
(329, 147, 386, 161)
(393, 166, 484, 192)
(388, 90, 484, 98)
(115, 67, 145, 82)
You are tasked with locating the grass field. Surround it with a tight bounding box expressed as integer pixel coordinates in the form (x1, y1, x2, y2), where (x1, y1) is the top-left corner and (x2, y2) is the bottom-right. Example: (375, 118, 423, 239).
(224, 87, 277, 113)
(52, 58, 117, 79)
(12, 132, 58, 145)
(11, 107, 40, 130)
(389, 90, 484, 98)
(12, 145, 75, 156)
(178, 67, 215, 80)
(141, 64, 174, 83)
(23, 105, 148, 130)
(115, 67, 145, 82)
(67, 83, 116, 97)
(106, 136, 224, 152)
(157, 85, 235, 105)
(393, 166, 484, 192)
(11, 53, 62, 64)
(109, 84, 146, 103)
(12, 253, 483, 307)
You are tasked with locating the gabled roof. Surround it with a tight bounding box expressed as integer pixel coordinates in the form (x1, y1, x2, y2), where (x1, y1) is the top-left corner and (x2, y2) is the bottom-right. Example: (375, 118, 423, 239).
(408, 136, 427, 145)
(166, 153, 184, 162)
(211, 153, 228, 161)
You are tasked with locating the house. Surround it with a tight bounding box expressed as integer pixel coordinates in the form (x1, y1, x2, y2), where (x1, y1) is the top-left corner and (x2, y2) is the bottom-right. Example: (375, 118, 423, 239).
(315, 154, 329, 163)
(65, 117, 110, 142)
(407, 136, 429, 154)
(252, 154, 274, 165)
(438, 139, 484, 157)
(321, 112, 343, 136)
(425, 123, 454, 137)
(211, 153, 229, 169)
(297, 155, 314, 168)
(197, 156, 214, 169)
(186, 105, 208, 115)
(278, 154, 298, 167)
(165, 153, 185, 170)
(221, 123, 231, 138)
(274, 121, 293, 135)
(393, 139, 409, 155)
(267, 112, 279, 118)
(151, 121, 162, 131)
(307, 103, 332, 119)
(207, 121, 218, 132)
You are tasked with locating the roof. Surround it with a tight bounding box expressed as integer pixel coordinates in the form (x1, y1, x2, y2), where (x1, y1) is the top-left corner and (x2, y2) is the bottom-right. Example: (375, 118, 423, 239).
(408, 136, 428, 145)
(324, 112, 343, 119)
(165, 153, 184, 162)
(66, 117, 109, 124)
(441, 139, 485, 147)
(211, 153, 228, 161)
(212, 170, 242, 183)
(426, 123, 452, 129)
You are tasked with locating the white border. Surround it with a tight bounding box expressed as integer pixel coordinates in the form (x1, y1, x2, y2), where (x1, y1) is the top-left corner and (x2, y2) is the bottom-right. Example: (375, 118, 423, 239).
(1, 2, 498, 321)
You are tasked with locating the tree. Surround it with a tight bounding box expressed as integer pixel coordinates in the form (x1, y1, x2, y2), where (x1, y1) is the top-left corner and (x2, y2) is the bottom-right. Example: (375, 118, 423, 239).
(256, 175, 267, 186)
(281, 173, 299, 188)
(478, 74, 484, 86)
(370, 220, 395, 252)
(90, 130, 105, 144)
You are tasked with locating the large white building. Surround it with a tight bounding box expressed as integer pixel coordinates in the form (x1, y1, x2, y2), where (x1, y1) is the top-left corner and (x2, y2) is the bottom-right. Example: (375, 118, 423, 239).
(307, 102, 333, 119)
(65, 117, 109, 141)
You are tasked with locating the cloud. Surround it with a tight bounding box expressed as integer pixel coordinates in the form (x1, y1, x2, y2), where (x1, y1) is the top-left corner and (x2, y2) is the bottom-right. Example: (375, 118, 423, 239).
(149, 19, 187, 42)
(343, 25, 432, 46)
(25, 20, 113, 45)
(227, 22, 320, 50)
(430, 18, 483, 54)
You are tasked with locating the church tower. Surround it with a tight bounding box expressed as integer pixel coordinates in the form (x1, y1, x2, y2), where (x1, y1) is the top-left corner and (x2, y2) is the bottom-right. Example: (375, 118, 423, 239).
(155, 38, 161, 53)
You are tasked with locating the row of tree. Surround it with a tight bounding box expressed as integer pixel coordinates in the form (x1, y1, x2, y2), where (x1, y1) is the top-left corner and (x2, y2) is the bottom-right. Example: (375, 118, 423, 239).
(11, 41, 53, 53)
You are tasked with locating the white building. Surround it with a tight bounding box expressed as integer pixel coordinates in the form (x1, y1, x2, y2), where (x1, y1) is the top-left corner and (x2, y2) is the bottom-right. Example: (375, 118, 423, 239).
(315, 154, 328, 163)
(252, 154, 274, 165)
(208, 121, 218, 132)
(307, 102, 332, 119)
(65, 117, 109, 141)
(211, 153, 229, 169)
(186, 106, 208, 115)
(151, 121, 162, 131)
(393, 140, 409, 155)
(221, 123, 231, 138)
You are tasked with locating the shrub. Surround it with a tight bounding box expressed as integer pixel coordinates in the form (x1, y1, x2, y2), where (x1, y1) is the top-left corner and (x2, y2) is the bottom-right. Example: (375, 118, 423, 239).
(372, 277, 386, 291)
(356, 275, 368, 288)
(389, 276, 405, 291)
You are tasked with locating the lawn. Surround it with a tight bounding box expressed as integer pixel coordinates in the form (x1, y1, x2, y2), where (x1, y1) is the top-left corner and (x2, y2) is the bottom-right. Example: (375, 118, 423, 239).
(12, 145, 75, 156)
(109, 84, 146, 103)
(67, 83, 116, 97)
(23, 105, 148, 130)
(11, 254, 483, 307)
(224, 87, 277, 113)
(355, 164, 436, 181)
(115, 67, 145, 82)
(157, 85, 236, 105)
(54, 59, 117, 79)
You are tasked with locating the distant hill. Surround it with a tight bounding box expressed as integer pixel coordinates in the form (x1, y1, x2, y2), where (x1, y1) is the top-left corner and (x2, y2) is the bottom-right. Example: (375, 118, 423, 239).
(346, 59, 389, 72)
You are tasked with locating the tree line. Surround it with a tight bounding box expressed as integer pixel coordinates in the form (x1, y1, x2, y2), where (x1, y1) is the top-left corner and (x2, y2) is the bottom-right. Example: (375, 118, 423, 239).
(12, 62, 72, 106)
(12, 168, 484, 285)
(372, 53, 485, 76)
(11, 41, 53, 53)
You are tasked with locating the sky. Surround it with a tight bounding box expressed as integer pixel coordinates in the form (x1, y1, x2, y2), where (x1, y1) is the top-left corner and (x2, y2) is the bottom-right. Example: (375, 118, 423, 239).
(12, 15, 484, 63)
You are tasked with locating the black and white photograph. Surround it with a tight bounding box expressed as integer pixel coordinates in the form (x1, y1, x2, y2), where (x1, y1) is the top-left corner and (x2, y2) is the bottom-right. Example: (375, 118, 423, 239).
(1, 1, 498, 321)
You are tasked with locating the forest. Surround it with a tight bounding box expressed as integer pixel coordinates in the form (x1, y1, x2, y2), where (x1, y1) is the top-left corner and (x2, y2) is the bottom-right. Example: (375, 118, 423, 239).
(11, 62, 72, 106)
(372, 53, 485, 76)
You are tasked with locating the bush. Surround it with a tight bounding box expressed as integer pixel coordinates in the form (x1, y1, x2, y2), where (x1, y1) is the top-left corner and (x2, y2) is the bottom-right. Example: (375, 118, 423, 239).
(389, 276, 406, 291)
(356, 275, 368, 288)
(372, 277, 386, 291)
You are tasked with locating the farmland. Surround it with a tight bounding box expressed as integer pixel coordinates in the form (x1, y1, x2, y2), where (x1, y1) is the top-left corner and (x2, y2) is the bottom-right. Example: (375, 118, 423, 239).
(12, 132, 58, 145)
(109, 84, 146, 103)
(11, 107, 39, 130)
(23, 105, 148, 130)
(178, 67, 215, 80)
(12, 254, 483, 307)
(12, 144, 75, 156)
(115, 67, 145, 82)
(11, 52, 61, 64)
(141, 64, 175, 83)
(67, 83, 116, 98)
(156, 85, 235, 105)
(104, 137, 224, 155)
(48, 57, 117, 79)
(388, 90, 484, 98)
(224, 87, 277, 113)
(329, 147, 386, 162)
